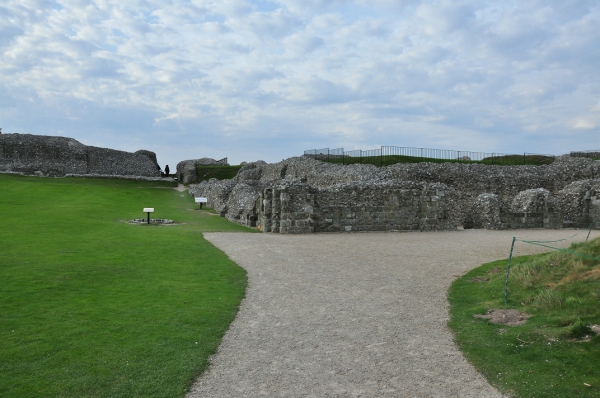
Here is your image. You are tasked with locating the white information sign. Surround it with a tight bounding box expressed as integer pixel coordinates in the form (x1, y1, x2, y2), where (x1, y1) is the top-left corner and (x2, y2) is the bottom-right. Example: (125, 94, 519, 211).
(143, 208, 155, 212)
(195, 197, 208, 203)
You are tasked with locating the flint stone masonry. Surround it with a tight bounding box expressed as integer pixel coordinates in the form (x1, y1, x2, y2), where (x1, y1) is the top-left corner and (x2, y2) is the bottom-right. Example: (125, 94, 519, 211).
(466, 189, 562, 230)
(256, 181, 457, 233)
(189, 155, 600, 233)
(558, 180, 600, 228)
(176, 158, 230, 184)
(0, 133, 160, 177)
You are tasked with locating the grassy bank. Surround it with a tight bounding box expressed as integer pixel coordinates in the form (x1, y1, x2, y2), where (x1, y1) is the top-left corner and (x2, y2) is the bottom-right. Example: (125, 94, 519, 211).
(0, 174, 252, 397)
(320, 153, 555, 167)
(449, 237, 600, 397)
(194, 165, 243, 183)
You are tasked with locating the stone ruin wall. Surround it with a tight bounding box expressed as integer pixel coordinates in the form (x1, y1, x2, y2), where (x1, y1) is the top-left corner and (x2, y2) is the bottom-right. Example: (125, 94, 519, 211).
(189, 155, 600, 233)
(0, 133, 160, 177)
(257, 181, 457, 233)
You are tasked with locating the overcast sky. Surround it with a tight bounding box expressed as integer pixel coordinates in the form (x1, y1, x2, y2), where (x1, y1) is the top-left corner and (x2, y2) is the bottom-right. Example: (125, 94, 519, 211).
(1, 0, 599, 167)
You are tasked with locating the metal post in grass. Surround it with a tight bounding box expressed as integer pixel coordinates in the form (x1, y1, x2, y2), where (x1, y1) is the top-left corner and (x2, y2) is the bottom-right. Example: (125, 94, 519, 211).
(143, 208, 154, 224)
(587, 221, 595, 241)
(504, 236, 517, 304)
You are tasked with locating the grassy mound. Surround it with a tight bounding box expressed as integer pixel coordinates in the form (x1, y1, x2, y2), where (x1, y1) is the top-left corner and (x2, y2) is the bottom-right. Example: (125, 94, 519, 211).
(449, 237, 600, 397)
(194, 165, 243, 183)
(0, 174, 253, 397)
(319, 154, 555, 167)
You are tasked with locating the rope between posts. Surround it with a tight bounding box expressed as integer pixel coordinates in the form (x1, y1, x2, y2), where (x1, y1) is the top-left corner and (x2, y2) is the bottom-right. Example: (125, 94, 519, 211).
(518, 240, 600, 263)
(504, 227, 599, 304)
(523, 221, 596, 244)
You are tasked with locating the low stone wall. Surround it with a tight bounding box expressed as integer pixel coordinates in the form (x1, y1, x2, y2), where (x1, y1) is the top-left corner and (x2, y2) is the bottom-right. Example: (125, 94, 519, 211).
(0, 133, 160, 177)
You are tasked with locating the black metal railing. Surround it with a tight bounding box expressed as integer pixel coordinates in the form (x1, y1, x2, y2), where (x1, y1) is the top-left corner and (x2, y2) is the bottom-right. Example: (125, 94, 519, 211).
(303, 146, 557, 167)
(570, 150, 600, 160)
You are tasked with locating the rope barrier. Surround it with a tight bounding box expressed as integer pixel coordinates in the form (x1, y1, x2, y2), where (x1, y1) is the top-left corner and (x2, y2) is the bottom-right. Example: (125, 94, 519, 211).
(503, 227, 599, 304)
(522, 221, 596, 244)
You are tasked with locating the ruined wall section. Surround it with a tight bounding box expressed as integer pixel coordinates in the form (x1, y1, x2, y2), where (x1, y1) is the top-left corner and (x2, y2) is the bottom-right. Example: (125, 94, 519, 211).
(224, 183, 260, 227)
(312, 182, 457, 233)
(558, 180, 600, 228)
(189, 179, 236, 216)
(254, 181, 457, 234)
(85, 146, 160, 176)
(189, 156, 600, 233)
(507, 188, 562, 229)
(0, 134, 87, 176)
(0, 133, 160, 177)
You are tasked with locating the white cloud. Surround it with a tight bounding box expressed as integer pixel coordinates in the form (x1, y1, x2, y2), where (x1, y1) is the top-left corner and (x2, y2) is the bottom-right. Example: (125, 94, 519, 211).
(1, 0, 599, 166)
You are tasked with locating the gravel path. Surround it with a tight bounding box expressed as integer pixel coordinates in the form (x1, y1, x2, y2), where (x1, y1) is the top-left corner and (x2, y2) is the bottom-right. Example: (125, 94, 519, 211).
(187, 229, 600, 397)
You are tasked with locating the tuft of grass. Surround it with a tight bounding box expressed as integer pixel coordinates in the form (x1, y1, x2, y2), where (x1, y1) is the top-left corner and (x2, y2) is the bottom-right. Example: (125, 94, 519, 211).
(564, 319, 594, 339)
(0, 174, 252, 397)
(448, 237, 600, 398)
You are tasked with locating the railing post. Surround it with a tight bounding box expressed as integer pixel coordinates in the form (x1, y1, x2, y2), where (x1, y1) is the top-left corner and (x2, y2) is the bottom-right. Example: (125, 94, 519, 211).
(504, 237, 517, 304)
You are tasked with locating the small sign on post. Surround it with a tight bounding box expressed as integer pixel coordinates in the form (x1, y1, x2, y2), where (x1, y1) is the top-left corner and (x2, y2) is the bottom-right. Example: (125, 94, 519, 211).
(143, 208, 154, 224)
(195, 197, 207, 209)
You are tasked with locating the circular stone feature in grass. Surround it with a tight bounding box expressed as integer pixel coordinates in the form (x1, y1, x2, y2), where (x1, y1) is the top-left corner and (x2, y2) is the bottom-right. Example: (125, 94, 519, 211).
(128, 218, 177, 225)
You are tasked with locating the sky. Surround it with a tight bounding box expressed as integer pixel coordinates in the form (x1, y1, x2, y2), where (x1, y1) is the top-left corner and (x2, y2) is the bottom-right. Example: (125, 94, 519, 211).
(1, 0, 599, 168)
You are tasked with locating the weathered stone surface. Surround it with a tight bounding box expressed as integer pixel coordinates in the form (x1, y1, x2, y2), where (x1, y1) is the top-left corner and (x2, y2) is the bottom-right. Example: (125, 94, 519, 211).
(135, 150, 161, 171)
(189, 154, 600, 233)
(0, 133, 160, 177)
(465, 193, 504, 230)
(189, 178, 236, 216)
(225, 183, 260, 227)
(176, 157, 229, 184)
(510, 188, 555, 213)
(508, 188, 562, 229)
(558, 180, 600, 228)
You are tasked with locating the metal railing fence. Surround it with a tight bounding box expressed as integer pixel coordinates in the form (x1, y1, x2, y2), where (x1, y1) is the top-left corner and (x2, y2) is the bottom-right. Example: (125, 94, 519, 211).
(303, 146, 557, 167)
(570, 150, 600, 160)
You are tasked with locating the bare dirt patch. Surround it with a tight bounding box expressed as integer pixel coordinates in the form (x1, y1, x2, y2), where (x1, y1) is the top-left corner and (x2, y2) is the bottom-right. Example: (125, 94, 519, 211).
(474, 309, 532, 326)
(175, 184, 187, 192)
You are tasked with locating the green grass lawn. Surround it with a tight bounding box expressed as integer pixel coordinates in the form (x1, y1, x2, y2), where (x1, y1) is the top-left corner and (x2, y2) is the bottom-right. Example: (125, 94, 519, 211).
(449, 237, 600, 398)
(0, 174, 253, 397)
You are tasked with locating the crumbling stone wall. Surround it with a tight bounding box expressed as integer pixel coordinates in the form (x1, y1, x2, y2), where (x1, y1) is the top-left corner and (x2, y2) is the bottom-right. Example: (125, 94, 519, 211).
(558, 180, 600, 228)
(507, 188, 562, 229)
(189, 155, 600, 233)
(0, 133, 160, 177)
(238, 181, 457, 233)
